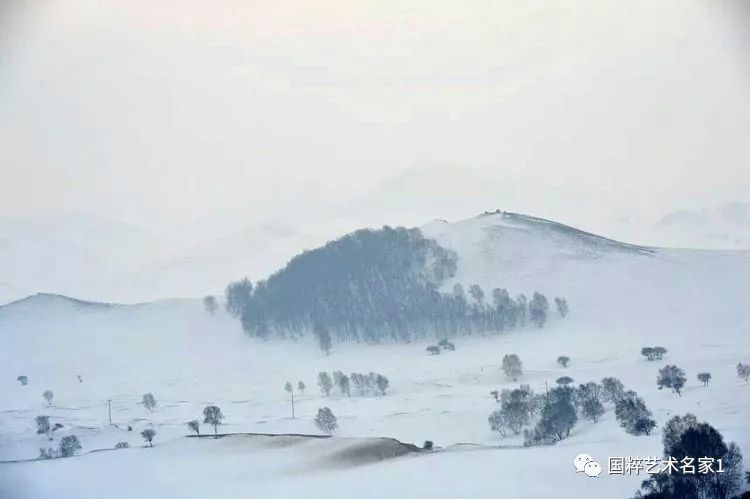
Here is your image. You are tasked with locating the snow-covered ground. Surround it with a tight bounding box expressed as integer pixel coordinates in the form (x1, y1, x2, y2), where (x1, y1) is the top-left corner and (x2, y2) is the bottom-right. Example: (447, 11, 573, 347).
(1, 213, 749, 498)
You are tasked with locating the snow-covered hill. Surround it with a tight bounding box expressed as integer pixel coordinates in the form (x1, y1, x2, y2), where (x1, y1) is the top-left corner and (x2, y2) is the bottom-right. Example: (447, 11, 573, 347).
(1, 213, 749, 499)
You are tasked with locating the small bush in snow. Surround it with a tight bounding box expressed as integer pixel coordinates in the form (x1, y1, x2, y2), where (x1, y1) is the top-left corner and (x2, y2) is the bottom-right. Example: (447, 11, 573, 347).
(615, 391, 656, 436)
(556, 356, 570, 368)
(141, 429, 156, 447)
(42, 390, 54, 406)
(35, 415, 51, 435)
(187, 420, 201, 436)
(423, 440, 434, 450)
(314, 407, 338, 434)
(737, 363, 750, 384)
(600, 377, 625, 404)
(437, 339, 455, 351)
(203, 405, 224, 437)
(697, 372, 712, 386)
(657, 365, 687, 396)
(115, 441, 129, 449)
(490, 390, 499, 402)
(318, 372, 333, 396)
(17, 375, 28, 386)
(502, 354, 522, 381)
(38, 447, 56, 460)
(142, 393, 157, 411)
(426, 346, 441, 355)
(59, 435, 82, 457)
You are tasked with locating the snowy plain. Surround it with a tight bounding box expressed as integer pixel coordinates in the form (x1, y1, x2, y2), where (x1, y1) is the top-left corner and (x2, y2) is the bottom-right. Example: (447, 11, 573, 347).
(1, 212, 749, 498)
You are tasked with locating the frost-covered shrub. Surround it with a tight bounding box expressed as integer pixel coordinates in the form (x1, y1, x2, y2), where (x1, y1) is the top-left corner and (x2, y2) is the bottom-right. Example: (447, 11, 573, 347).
(17, 375, 28, 386)
(35, 415, 50, 435)
(141, 429, 156, 447)
(314, 407, 337, 434)
(59, 435, 81, 457)
(115, 442, 129, 449)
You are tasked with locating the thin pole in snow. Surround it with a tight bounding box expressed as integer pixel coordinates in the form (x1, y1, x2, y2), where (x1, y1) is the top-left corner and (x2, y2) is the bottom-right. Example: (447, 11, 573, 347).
(108, 399, 112, 424)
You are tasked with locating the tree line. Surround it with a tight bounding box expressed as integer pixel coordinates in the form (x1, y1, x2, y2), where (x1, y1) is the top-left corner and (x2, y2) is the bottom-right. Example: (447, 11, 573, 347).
(221, 226, 568, 349)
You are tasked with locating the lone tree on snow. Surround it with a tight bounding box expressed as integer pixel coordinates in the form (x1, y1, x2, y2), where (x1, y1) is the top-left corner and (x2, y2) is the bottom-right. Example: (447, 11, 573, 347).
(17, 375, 28, 386)
(554, 297, 568, 318)
(141, 429, 156, 447)
(187, 420, 200, 436)
(737, 363, 750, 383)
(142, 393, 157, 411)
(313, 322, 332, 355)
(42, 390, 54, 406)
(318, 372, 333, 396)
(556, 356, 570, 368)
(502, 354, 523, 381)
(203, 295, 218, 315)
(203, 405, 224, 437)
(58, 435, 82, 457)
(314, 407, 338, 435)
(697, 372, 712, 387)
(657, 365, 687, 396)
(298, 381, 306, 393)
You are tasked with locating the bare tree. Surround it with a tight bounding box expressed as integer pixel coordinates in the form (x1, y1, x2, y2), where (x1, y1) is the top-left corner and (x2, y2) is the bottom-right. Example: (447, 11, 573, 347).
(42, 390, 54, 406)
(187, 419, 200, 436)
(203, 405, 224, 437)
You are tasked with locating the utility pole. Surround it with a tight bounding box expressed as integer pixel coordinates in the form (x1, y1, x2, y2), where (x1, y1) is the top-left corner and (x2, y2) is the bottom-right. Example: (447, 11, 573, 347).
(108, 399, 112, 425)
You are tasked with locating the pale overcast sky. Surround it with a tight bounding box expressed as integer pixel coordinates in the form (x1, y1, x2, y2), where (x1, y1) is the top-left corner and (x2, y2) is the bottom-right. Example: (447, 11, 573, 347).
(2, 0, 749, 241)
